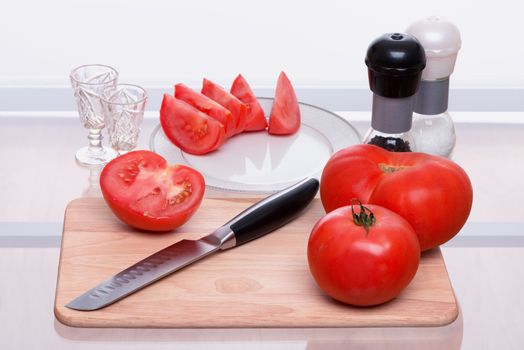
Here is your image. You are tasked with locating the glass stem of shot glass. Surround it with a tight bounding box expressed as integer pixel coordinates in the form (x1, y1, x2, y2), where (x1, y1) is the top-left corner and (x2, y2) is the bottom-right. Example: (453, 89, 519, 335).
(87, 128, 105, 156)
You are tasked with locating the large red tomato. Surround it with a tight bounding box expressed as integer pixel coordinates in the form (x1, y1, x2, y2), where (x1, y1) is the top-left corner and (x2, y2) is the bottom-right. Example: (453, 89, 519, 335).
(308, 203, 420, 306)
(320, 144, 473, 251)
(100, 150, 205, 232)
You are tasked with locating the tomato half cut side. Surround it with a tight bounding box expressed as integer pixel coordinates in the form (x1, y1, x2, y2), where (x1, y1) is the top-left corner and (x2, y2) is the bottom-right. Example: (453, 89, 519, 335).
(230, 74, 267, 131)
(160, 94, 226, 155)
(202, 78, 248, 135)
(268, 71, 301, 135)
(175, 83, 235, 138)
(100, 150, 205, 232)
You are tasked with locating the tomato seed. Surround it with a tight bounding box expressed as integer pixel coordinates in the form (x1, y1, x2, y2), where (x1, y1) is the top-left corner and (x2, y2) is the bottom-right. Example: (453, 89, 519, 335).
(152, 187, 161, 195)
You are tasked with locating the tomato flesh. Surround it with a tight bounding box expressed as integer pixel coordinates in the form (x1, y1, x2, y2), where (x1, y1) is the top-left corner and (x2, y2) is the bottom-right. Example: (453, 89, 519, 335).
(230, 74, 267, 131)
(175, 83, 235, 138)
(320, 144, 473, 251)
(202, 78, 248, 135)
(160, 94, 226, 155)
(268, 71, 300, 135)
(100, 150, 205, 232)
(308, 204, 420, 306)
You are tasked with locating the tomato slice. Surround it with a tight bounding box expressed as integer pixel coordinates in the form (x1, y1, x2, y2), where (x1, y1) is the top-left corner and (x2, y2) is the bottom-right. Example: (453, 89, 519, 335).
(100, 150, 205, 232)
(175, 83, 236, 138)
(268, 71, 300, 135)
(202, 78, 248, 135)
(230, 74, 268, 131)
(160, 94, 226, 155)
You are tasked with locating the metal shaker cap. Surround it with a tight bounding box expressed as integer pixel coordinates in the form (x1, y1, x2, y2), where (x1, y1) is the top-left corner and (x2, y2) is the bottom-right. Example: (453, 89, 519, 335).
(365, 33, 426, 98)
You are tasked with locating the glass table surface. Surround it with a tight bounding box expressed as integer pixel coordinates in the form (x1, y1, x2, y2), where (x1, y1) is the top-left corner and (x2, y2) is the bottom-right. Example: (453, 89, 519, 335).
(1, 112, 523, 349)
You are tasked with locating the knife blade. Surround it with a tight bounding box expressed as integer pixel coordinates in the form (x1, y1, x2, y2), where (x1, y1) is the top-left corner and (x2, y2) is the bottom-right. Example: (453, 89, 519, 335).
(66, 177, 319, 311)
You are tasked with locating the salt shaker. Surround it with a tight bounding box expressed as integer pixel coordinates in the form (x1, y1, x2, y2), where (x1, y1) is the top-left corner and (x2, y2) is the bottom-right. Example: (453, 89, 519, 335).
(363, 33, 426, 152)
(406, 16, 461, 158)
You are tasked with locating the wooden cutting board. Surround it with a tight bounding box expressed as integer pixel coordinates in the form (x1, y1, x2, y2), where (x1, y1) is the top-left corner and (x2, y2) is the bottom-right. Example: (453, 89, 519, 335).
(55, 197, 458, 328)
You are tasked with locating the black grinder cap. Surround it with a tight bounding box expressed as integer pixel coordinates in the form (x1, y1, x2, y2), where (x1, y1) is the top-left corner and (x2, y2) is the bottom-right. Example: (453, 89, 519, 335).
(365, 33, 426, 98)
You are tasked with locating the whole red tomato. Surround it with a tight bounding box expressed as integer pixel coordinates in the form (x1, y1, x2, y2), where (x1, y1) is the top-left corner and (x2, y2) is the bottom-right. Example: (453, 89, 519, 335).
(320, 144, 473, 251)
(100, 150, 205, 231)
(308, 203, 420, 306)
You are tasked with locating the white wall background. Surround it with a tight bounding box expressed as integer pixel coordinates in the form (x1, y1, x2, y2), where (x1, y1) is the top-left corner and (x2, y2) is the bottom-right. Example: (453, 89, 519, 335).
(0, 0, 522, 89)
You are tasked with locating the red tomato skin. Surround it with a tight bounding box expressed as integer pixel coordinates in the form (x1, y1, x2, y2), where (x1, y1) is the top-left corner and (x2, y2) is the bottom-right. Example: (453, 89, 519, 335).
(160, 94, 226, 155)
(308, 205, 420, 306)
(100, 151, 205, 232)
(230, 74, 267, 131)
(202, 78, 248, 135)
(320, 144, 473, 251)
(175, 83, 236, 138)
(268, 71, 300, 135)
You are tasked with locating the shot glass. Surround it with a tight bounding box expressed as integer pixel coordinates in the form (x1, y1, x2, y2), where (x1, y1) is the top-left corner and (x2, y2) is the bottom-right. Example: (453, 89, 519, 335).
(70, 64, 119, 165)
(101, 84, 148, 155)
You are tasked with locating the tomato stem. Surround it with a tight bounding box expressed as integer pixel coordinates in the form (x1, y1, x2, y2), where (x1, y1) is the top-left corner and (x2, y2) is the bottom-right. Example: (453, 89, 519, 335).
(350, 199, 376, 236)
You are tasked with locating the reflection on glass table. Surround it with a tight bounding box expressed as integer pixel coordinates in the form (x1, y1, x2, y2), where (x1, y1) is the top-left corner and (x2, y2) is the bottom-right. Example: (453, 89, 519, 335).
(53, 310, 463, 349)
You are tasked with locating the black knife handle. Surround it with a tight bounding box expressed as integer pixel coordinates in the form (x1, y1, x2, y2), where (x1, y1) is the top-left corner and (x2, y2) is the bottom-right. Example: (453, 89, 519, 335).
(224, 178, 319, 247)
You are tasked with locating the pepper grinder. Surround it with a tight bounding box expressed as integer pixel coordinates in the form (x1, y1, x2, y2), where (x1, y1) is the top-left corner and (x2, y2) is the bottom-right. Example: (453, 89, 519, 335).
(406, 16, 461, 158)
(363, 33, 426, 152)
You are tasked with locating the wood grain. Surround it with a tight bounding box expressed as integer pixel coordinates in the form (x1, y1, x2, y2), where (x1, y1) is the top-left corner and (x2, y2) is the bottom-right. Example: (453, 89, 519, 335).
(54, 197, 458, 328)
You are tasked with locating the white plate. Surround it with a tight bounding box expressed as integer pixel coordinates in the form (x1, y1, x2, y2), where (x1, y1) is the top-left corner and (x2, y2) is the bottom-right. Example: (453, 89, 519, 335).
(149, 98, 361, 193)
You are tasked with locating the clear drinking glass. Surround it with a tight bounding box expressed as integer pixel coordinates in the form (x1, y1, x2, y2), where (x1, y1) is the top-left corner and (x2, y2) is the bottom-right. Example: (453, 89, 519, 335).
(70, 64, 119, 165)
(101, 84, 147, 155)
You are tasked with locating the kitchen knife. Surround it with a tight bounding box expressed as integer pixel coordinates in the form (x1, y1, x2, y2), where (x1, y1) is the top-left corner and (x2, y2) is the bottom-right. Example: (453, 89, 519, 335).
(66, 177, 319, 311)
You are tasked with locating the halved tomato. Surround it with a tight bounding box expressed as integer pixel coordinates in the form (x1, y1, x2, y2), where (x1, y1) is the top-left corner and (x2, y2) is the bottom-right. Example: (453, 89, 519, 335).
(268, 71, 300, 135)
(175, 83, 236, 138)
(160, 94, 226, 155)
(100, 150, 205, 232)
(202, 78, 248, 135)
(230, 74, 267, 131)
